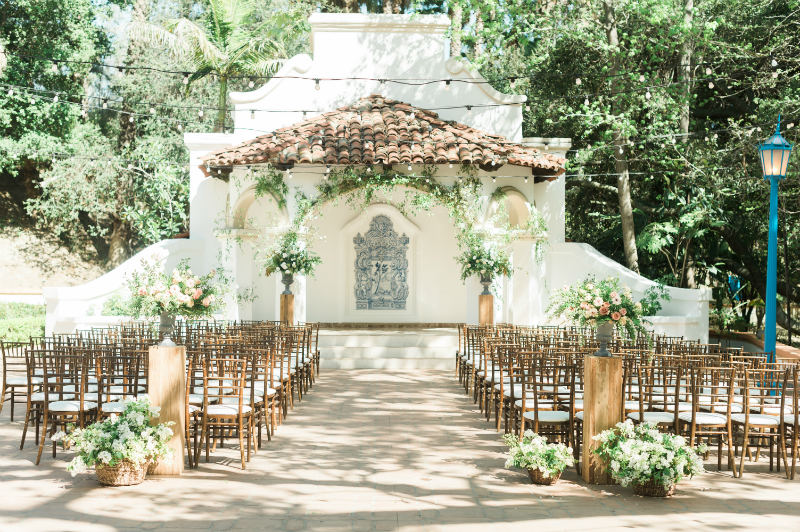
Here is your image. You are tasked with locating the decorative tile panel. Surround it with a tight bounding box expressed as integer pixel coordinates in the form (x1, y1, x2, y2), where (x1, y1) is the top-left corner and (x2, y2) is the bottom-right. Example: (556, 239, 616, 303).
(354, 215, 409, 310)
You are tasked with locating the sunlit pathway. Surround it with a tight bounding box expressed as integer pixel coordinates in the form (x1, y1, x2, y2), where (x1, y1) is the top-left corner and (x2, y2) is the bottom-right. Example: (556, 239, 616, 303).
(1, 370, 800, 531)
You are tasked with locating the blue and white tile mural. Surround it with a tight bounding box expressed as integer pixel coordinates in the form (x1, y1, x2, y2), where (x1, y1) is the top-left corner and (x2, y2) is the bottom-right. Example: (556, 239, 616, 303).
(354, 215, 409, 310)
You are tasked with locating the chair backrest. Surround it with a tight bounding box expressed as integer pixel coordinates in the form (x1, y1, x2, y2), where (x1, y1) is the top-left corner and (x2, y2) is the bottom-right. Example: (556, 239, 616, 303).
(1, 340, 28, 384)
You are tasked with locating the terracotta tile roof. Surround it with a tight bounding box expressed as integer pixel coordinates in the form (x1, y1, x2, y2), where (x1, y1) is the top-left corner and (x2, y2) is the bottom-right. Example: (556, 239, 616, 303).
(201, 94, 565, 178)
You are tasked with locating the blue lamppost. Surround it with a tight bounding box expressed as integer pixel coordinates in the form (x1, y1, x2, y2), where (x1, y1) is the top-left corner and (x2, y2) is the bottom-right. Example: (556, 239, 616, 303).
(758, 116, 793, 363)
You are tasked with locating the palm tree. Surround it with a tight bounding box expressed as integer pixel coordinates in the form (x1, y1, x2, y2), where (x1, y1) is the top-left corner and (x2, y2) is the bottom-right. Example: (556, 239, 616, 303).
(131, 0, 288, 132)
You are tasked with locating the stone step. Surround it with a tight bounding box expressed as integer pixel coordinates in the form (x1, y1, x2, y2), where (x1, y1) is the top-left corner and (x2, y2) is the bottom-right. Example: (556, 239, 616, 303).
(319, 328, 458, 348)
(319, 358, 454, 370)
(318, 327, 459, 370)
(322, 346, 455, 359)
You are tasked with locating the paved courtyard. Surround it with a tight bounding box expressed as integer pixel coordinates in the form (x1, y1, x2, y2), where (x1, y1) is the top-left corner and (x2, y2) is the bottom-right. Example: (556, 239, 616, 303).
(1, 370, 799, 531)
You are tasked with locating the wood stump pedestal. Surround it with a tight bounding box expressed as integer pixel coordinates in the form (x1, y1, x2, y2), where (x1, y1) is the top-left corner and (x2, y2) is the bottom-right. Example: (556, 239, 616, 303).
(147, 345, 186, 476)
(581, 354, 623, 484)
(478, 294, 494, 326)
(280, 294, 294, 325)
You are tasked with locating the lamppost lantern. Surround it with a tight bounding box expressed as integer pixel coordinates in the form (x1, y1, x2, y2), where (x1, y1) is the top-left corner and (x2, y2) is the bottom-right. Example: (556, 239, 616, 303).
(759, 115, 793, 363)
(759, 116, 793, 180)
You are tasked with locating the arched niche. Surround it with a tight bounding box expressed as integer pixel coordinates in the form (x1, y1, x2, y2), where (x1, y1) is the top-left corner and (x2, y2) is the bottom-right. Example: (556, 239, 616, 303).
(487, 186, 535, 229)
(230, 185, 289, 230)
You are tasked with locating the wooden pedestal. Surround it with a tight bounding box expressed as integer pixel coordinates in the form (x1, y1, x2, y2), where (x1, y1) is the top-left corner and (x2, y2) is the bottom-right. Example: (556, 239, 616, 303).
(581, 355, 623, 484)
(280, 294, 294, 325)
(147, 345, 186, 476)
(478, 294, 494, 326)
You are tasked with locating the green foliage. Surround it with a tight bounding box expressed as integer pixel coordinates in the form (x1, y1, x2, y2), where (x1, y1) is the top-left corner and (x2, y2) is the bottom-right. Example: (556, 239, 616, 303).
(0, 303, 46, 341)
(455, 231, 511, 282)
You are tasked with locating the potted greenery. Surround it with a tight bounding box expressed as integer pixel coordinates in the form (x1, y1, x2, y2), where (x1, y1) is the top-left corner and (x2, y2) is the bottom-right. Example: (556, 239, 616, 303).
(53, 397, 174, 486)
(124, 259, 222, 345)
(456, 238, 511, 295)
(502, 430, 574, 485)
(593, 420, 705, 497)
(264, 231, 322, 295)
(547, 276, 668, 355)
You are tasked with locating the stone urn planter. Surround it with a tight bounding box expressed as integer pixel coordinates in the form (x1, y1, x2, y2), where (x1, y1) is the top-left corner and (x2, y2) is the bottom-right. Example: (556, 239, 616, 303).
(159, 312, 176, 347)
(281, 272, 294, 295)
(594, 320, 614, 357)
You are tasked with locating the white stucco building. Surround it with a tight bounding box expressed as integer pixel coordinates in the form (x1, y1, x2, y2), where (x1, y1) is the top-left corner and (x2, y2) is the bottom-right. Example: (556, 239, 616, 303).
(45, 13, 711, 340)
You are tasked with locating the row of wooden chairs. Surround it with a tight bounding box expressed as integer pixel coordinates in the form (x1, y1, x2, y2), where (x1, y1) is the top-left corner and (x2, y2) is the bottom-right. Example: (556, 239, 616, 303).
(455, 324, 800, 479)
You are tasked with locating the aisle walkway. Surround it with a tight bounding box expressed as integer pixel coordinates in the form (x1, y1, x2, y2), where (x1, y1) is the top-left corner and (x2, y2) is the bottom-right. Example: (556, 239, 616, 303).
(1, 370, 800, 531)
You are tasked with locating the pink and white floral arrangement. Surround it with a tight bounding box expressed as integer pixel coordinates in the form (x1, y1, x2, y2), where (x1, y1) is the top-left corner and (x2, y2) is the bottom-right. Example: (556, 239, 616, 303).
(547, 276, 668, 338)
(124, 259, 222, 318)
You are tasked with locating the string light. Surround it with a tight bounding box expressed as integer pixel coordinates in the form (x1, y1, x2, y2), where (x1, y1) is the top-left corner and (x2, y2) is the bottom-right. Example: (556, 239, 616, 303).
(575, 77, 582, 86)
(708, 81, 714, 89)
(248, 80, 255, 88)
(198, 109, 204, 117)
(6, 89, 12, 96)
(705, 67, 712, 76)
(314, 79, 320, 91)
(771, 59, 778, 67)
(445, 79, 451, 90)
(183, 75, 189, 85)
(52, 94, 58, 102)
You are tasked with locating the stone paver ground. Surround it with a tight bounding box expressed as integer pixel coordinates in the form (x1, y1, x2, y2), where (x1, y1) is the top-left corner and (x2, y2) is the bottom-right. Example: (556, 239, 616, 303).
(1, 370, 799, 531)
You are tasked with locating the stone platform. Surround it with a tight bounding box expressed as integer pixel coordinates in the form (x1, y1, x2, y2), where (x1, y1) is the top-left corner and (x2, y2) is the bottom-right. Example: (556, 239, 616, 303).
(319, 328, 458, 370)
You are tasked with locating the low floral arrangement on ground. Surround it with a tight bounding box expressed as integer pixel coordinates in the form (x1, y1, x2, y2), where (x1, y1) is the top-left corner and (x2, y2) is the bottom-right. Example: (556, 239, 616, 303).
(502, 430, 574, 479)
(593, 420, 704, 490)
(456, 235, 512, 282)
(121, 259, 222, 318)
(53, 396, 174, 476)
(547, 276, 670, 337)
(264, 230, 322, 276)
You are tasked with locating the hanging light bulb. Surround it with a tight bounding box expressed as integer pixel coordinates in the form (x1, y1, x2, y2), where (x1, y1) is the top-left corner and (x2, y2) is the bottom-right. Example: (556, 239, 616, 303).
(448, 163, 453, 169)
(619, 146, 624, 155)
(286, 169, 293, 179)
(183, 74, 189, 85)
(7, 89, 12, 96)
(575, 77, 581, 85)
(177, 123, 182, 131)
(53, 94, 59, 102)
(771, 58, 778, 67)
(466, 105, 472, 112)
(314, 79, 320, 91)
(250, 110, 255, 119)
(248, 79, 255, 88)
(129, 115, 134, 123)
(525, 105, 530, 112)
(102, 99, 108, 109)
(150, 107, 156, 114)
(645, 90, 651, 100)
(367, 165, 372, 173)
(444, 79, 451, 90)
(30, 97, 35, 105)
(524, 175, 528, 183)
(705, 67, 712, 76)
(772, 72, 778, 79)
(584, 97, 590, 106)
(492, 176, 496, 183)
(325, 165, 331, 174)
(639, 74, 645, 82)
(708, 81, 714, 89)
(198, 109, 204, 118)
(407, 164, 412, 171)
(52, 62, 58, 73)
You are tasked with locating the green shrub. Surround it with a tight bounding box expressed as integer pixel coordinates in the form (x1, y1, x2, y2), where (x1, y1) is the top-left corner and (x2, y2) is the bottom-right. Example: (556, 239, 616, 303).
(0, 303, 46, 341)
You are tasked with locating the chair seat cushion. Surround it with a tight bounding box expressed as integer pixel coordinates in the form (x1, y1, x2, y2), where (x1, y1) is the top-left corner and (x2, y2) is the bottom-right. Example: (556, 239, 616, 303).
(188, 404, 201, 414)
(6, 375, 37, 386)
(32, 392, 74, 402)
(515, 399, 553, 409)
(698, 401, 743, 413)
(731, 413, 779, 426)
(523, 410, 569, 423)
(663, 402, 693, 412)
(760, 405, 792, 416)
(49, 400, 97, 412)
(678, 412, 727, 425)
(575, 410, 584, 421)
(100, 401, 128, 413)
(627, 412, 675, 424)
(206, 404, 252, 416)
(253, 386, 277, 397)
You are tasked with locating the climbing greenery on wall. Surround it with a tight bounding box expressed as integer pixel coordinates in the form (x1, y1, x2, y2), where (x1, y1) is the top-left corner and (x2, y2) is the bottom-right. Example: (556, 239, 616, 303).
(248, 163, 548, 282)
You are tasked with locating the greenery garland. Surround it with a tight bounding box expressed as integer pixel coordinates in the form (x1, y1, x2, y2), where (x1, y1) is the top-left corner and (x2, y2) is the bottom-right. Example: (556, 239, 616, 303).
(250, 164, 548, 284)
